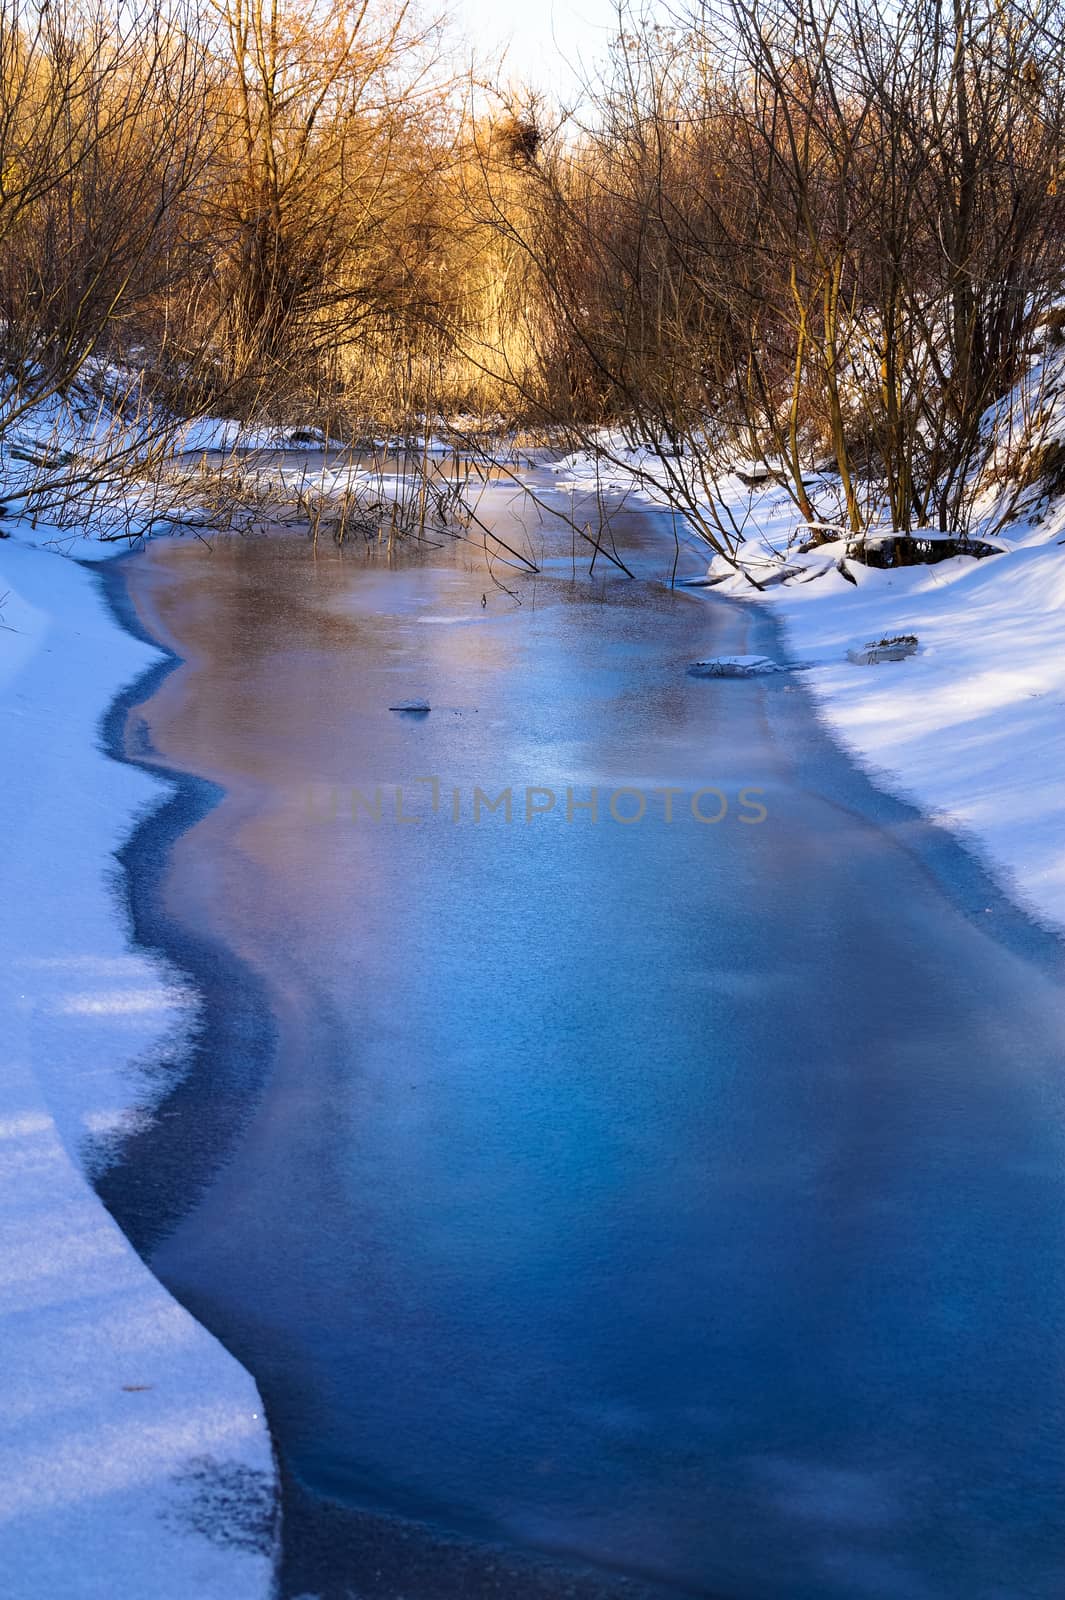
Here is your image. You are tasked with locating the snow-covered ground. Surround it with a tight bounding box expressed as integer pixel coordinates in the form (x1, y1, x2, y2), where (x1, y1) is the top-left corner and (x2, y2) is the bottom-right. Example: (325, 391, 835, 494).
(552, 442, 1065, 934)
(0, 527, 276, 1598)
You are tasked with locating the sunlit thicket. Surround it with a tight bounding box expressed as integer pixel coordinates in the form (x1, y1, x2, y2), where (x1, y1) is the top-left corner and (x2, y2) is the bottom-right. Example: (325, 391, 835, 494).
(1, 0, 1063, 533)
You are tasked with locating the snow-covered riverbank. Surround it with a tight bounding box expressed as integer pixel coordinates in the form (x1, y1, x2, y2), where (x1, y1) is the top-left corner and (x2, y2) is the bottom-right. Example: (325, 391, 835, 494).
(761, 514, 1065, 936)
(551, 451, 1065, 935)
(0, 530, 276, 1599)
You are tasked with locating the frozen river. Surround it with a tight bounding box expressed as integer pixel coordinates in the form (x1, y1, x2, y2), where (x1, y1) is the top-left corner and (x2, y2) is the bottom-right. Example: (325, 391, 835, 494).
(103, 469, 1065, 1598)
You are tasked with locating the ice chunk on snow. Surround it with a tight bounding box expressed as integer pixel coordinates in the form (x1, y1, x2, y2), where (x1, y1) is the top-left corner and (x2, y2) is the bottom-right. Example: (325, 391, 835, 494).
(847, 637, 919, 665)
(688, 655, 785, 677)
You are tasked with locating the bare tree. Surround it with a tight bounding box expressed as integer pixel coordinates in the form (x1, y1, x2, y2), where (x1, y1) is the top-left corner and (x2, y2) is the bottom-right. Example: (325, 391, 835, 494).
(460, 0, 1065, 549)
(0, 0, 216, 435)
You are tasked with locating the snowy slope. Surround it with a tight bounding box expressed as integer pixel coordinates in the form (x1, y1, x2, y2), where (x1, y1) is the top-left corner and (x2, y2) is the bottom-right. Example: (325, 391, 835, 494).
(0, 531, 276, 1599)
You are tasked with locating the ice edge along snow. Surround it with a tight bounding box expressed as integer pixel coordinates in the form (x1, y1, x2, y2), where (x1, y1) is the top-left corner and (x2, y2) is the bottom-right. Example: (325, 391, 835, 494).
(552, 446, 1065, 937)
(0, 529, 276, 1600)
(727, 519, 1065, 938)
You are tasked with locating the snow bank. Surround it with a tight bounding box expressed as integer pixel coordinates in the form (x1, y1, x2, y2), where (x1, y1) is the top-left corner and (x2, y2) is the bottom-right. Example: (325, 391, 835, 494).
(767, 522, 1065, 932)
(553, 432, 1065, 933)
(174, 417, 327, 454)
(0, 530, 276, 1598)
(698, 493, 1065, 933)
